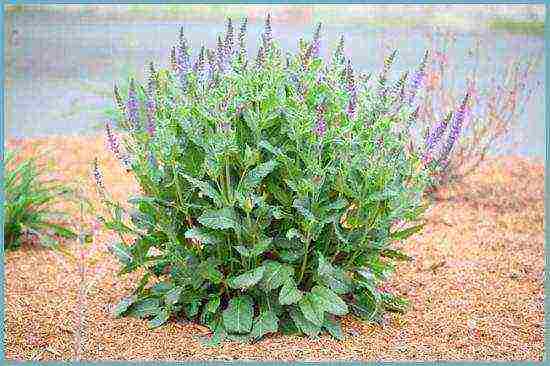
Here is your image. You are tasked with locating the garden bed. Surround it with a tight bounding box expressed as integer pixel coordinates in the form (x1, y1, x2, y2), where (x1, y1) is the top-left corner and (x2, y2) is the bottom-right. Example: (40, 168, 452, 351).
(4, 135, 544, 361)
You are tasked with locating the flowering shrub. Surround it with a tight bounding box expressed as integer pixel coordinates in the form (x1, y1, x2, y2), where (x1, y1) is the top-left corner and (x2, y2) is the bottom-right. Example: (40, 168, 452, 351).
(95, 16, 430, 343)
(411, 30, 542, 190)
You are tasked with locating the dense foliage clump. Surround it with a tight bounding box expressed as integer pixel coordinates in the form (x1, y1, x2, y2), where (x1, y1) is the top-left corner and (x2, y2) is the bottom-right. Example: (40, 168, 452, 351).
(4, 149, 76, 250)
(95, 16, 431, 343)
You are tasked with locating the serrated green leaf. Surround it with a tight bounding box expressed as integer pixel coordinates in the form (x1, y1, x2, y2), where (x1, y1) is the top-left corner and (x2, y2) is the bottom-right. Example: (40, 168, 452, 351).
(206, 295, 221, 313)
(180, 173, 223, 206)
(317, 253, 352, 294)
(311, 285, 349, 316)
(198, 208, 239, 230)
(251, 310, 278, 340)
(261, 261, 291, 292)
(164, 287, 182, 306)
(298, 293, 325, 326)
(289, 308, 321, 337)
(129, 298, 161, 319)
(227, 266, 265, 289)
(108, 242, 132, 265)
(113, 295, 137, 318)
(390, 223, 424, 241)
(279, 278, 303, 305)
(222, 295, 254, 334)
(241, 160, 278, 189)
(198, 261, 223, 284)
(323, 315, 344, 340)
(148, 308, 169, 329)
(184, 227, 221, 246)
(380, 248, 413, 261)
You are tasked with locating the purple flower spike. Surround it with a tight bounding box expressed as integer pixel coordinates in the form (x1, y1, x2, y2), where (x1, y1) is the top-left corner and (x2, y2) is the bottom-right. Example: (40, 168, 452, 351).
(423, 111, 453, 162)
(440, 93, 470, 160)
(408, 50, 429, 105)
(238, 17, 248, 62)
(314, 115, 326, 138)
(177, 27, 191, 73)
(206, 49, 216, 81)
(92, 158, 105, 192)
(256, 45, 266, 68)
(113, 84, 126, 115)
(145, 94, 156, 137)
(105, 122, 133, 170)
(105, 121, 121, 156)
(126, 79, 139, 130)
(224, 18, 234, 56)
(145, 62, 157, 136)
(264, 14, 272, 44)
(310, 23, 322, 59)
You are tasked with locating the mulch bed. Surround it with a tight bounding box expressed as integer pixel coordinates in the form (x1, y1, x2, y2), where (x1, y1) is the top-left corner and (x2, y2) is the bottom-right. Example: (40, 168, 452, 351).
(4, 135, 544, 361)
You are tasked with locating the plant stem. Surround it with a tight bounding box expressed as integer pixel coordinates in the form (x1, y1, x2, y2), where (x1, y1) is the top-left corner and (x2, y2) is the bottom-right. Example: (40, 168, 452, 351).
(298, 235, 311, 284)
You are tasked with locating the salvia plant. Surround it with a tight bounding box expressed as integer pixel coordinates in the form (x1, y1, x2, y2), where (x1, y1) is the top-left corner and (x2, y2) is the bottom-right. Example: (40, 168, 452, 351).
(95, 16, 433, 343)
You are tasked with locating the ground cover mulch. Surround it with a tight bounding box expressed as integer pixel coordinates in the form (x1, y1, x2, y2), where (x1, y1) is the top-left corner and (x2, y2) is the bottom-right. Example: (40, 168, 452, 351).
(4, 135, 545, 361)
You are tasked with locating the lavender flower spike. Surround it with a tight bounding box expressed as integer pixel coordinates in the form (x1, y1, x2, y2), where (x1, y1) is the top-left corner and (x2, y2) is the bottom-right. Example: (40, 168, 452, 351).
(264, 13, 272, 44)
(105, 122, 133, 170)
(177, 27, 190, 73)
(314, 115, 326, 138)
(310, 22, 322, 59)
(145, 82, 157, 136)
(408, 49, 429, 105)
(224, 18, 234, 56)
(440, 93, 470, 161)
(126, 79, 139, 130)
(92, 157, 105, 192)
(422, 111, 453, 162)
(238, 17, 248, 62)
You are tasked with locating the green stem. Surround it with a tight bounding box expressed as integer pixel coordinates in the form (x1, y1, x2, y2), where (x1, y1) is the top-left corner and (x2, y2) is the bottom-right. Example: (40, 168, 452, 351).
(298, 235, 311, 284)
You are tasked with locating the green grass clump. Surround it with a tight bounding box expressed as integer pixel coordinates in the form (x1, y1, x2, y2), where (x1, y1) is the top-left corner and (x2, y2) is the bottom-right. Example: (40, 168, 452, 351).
(4, 149, 76, 250)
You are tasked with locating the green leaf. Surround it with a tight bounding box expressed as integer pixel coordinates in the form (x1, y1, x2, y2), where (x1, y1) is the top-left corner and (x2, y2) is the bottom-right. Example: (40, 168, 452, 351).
(113, 295, 137, 318)
(381, 292, 410, 313)
(298, 293, 325, 326)
(227, 266, 265, 289)
(198, 261, 224, 284)
(261, 261, 291, 292)
(222, 295, 254, 334)
(129, 298, 161, 319)
(234, 245, 251, 257)
(289, 308, 321, 337)
(198, 208, 239, 230)
(380, 248, 413, 261)
(241, 160, 278, 189)
(184, 227, 221, 246)
(251, 310, 279, 340)
(165, 287, 183, 306)
(390, 223, 424, 241)
(317, 253, 352, 294)
(286, 228, 302, 241)
(323, 315, 344, 340)
(108, 242, 133, 265)
(278, 278, 303, 305)
(203, 319, 227, 347)
(180, 173, 223, 206)
(206, 295, 221, 313)
(148, 308, 170, 329)
(311, 285, 349, 316)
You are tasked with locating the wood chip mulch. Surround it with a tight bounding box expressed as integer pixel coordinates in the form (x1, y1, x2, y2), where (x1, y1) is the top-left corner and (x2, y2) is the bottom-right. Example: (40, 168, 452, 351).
(4, 135, 545, 361)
